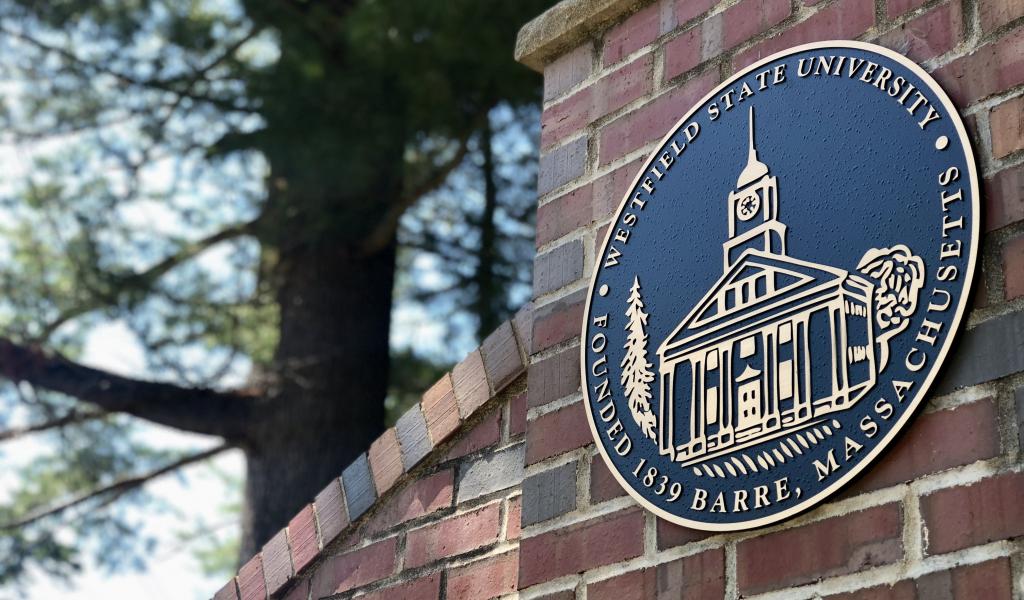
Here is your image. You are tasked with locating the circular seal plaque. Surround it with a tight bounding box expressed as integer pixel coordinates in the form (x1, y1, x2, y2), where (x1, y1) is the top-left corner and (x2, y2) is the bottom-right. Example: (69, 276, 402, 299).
(581, 41, 978, 530)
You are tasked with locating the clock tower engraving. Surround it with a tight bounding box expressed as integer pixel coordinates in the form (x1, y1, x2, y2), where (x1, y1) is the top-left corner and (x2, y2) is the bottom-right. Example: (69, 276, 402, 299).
(723, 107, 786, 270)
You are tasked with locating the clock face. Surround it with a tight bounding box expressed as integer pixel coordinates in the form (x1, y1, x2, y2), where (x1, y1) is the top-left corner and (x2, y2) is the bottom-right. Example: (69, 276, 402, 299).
(737, 192, 760, 220)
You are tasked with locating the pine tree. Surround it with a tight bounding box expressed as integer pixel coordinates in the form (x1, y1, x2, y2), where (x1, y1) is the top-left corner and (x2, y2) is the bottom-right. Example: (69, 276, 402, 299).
(621, 276, 657, 439)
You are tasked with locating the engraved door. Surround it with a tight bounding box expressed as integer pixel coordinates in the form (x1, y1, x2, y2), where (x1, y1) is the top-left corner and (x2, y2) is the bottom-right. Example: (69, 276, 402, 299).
(737, 380, 761, 429)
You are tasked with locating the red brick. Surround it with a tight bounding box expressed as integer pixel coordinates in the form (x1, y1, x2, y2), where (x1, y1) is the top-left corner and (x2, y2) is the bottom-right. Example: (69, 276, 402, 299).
(603, 3, 662, 66)
(824, 558, 1013, 600)
(310, 537, 397, 597)
(734, 0, 875, 70)
(358, 573, 440, 600)
(453, 349, 490, 418)
(980, 0, 1024, 34)
(545, 42, 593, 102)
(532, 289, 586, 353)
(237, 555, 266, 600)
(886, 0, 928, 19)
(314, 478, 349, 547)
(921, 471, 1024, 555)
(528, 346, 581, 409)
(972, 264, 991, 309)
(674, 0, 717, 25)
(876, 0, 962, 63)
(405, 502, 502, 568)
(281, 580, 308, 600)
(482, 321, 525, 392)
(594, 54, 654, 122)
(594, 223, 610, 258)
(589, 456, 627, 503)
(213, 580, 239, 600)
(991, 95, 1024, 158)
(737, 503, 903, 595)
(261, 528, 292, 596)
(933, 29, 1024, 107)
(844, 398, 1000, 496)
(985, 163, 1024, 231)
(519, 508, 644, 588)
(593, 158, 645, 221)
(526, 401, 593, 465)
(656, 517, 712, 550)
(1004, 233, 1024, 299)
(446, 550, 519, 600)
(507, 495, 522, 540)
(421, 374, 460, 445)
(368, 427, 402, 495)
(446, 408, 501, 459)
(664, 27, 701, 81)
(932, 558, 1013, 599)
(720, 0, 792, 51)
(364, 469, 454, 535)
(288, 504, 319, 574)
(512, 305, 533, 362)
(588, 548, 724, 600)
(537, 184, 593, 247)
(509, 391, 528, 437)
(542, 56, 654, 149)
(542, 86, 594, 149)
(599, 70, 719, 165)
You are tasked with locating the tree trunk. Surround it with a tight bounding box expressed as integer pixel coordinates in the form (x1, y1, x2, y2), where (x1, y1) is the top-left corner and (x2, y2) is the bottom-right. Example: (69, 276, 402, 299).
(238, 238, 394, 559)
(474, 120, 502, 339)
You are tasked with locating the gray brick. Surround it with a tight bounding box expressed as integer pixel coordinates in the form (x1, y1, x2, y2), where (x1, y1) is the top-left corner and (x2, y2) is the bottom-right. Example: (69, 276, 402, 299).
(342, 453, 376, 520)
(538, 136, 587, 196)
(522, 460, 578, 526)
(936, 309, 1024, 393)
(534, 239, 584, 296)
(1016, 386, 1024, 452)
(396, 405, 432, 471)
(513, 304, 534, 363)
(482, 321, 526, 393)
(457, 443, 526, 503)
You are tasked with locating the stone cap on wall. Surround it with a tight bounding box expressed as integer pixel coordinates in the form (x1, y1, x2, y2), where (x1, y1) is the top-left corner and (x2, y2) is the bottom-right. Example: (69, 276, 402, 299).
(211, 305, 532, 600)
(515, 0, 642, 70)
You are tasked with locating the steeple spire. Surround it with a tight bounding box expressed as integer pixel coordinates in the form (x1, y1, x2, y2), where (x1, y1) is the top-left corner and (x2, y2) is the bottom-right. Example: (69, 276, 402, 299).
(748, 105, 757, 162)
(736, 106, 769, 188)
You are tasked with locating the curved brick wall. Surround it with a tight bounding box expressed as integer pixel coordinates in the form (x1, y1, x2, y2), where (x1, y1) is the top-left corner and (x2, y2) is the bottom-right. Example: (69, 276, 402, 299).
(214, 0, 1024, 598)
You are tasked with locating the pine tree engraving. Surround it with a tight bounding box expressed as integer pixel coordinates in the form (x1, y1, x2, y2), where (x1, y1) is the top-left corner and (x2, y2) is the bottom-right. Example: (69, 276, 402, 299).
(621, 276, 657, 439)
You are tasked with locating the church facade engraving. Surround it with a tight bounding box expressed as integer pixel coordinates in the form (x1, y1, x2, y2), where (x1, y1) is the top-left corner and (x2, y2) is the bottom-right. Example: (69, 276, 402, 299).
(656, 107, 924, 468)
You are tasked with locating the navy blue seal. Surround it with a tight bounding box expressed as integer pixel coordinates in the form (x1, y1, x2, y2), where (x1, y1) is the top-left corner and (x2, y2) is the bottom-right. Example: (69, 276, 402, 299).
(581, 41, 979, 530)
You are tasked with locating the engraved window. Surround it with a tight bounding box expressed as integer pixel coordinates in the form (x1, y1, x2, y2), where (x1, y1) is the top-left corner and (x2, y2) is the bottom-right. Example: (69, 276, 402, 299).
(779, 359, 793, 400)
(740, 335, 756, 358)
(779, 322, 792, 344)
(705, 350, 719, 424)
(778, 322, 794, 400)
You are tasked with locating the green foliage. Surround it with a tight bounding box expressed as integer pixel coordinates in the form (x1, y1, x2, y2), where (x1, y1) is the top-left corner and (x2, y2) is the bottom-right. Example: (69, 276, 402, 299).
(0, 0, 549, 589)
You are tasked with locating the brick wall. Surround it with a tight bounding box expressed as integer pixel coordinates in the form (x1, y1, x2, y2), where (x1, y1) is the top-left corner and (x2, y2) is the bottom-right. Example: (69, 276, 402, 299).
(211, 312, 531, 600)
(515, 0, 1024, 598)
(214, 0, 1024, 598)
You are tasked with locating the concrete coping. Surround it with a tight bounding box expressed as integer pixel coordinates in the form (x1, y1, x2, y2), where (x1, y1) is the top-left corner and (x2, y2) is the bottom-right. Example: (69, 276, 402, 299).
(515, 0, 644, 71)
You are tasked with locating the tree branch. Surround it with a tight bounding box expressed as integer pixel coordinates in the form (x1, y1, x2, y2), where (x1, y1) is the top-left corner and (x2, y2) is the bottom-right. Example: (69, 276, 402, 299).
(39, 219, 258, 340)
(0, 408, 106, 442)
(360, 131, 475, 257)
(0, 24, 257, 114)
(0, 339, 256, 440)
(0, 443, 231, 530)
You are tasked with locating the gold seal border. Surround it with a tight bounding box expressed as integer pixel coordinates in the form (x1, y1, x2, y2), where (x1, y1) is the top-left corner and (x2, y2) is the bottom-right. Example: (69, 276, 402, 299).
(578, 40, 981, 532)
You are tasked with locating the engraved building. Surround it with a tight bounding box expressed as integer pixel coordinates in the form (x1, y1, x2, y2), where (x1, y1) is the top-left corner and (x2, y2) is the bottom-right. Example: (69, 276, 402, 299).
(656, 108, 879, 465)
